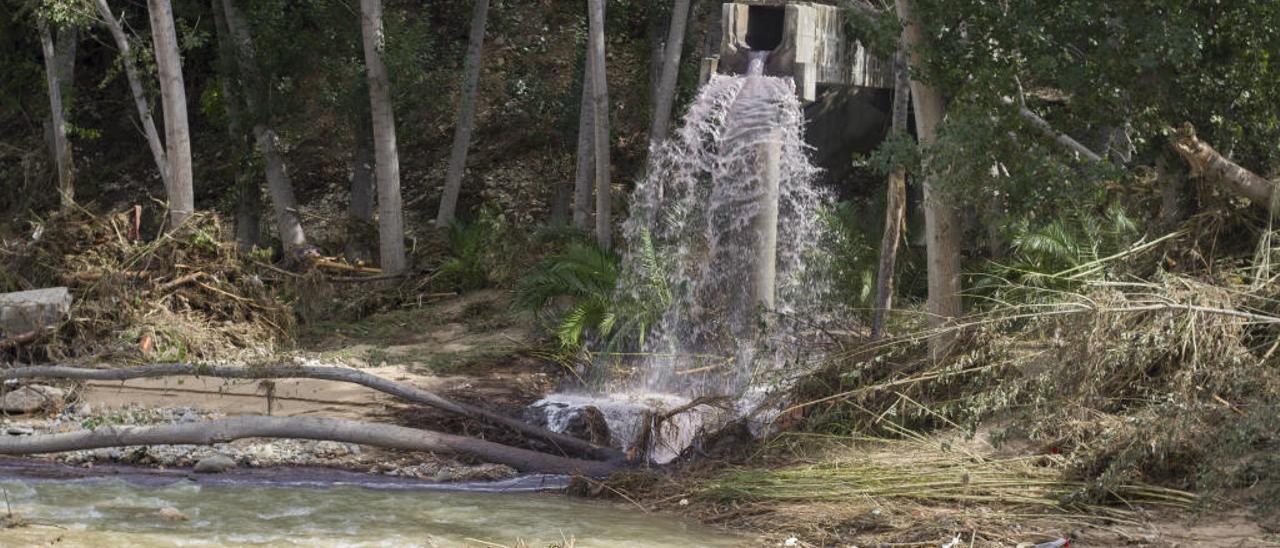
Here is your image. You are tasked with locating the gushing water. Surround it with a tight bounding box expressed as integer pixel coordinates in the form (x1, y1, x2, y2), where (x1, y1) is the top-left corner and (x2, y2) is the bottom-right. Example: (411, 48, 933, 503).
(536, 52, 831, 462)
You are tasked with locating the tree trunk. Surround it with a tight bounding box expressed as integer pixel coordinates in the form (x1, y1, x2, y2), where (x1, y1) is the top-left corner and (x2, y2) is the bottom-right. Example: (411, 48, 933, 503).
(0, 363, 624, 462)
(436, 0, 491, 228)
(572, 57, 595, 231)
(1169, 124, 1279, 213)
(346, 107, 377, 263)
(647, 7, 666, 110)
(220, 0, 308, 252)
(147, 0, 195, 227)
(209, 0, 259, 251)
(586, 0, 612, 250)
(548, 160, 573, 226)
(38, 20, 74, 210)
(895, 0, 962, 362)
(648, 0, 693, 150)
(96, 0, 171, 195)
(870, 44, 911, 341)
(360, 0, 407, 275)
(0, 416, 618, 476)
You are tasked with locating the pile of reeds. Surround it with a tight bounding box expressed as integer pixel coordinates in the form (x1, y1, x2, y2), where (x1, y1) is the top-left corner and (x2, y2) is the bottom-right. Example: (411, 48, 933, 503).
(789, 268, 1280, 506)
(1, 208, 295, 362)
(704, 435, 1196, 513)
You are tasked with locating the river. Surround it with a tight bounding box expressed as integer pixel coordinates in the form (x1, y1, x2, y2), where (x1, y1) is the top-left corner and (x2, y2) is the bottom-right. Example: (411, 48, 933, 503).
(0, 467, 743, 547)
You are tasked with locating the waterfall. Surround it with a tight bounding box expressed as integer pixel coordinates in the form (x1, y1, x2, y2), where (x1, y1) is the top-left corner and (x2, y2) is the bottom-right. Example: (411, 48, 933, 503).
(535, 52, 832, 463)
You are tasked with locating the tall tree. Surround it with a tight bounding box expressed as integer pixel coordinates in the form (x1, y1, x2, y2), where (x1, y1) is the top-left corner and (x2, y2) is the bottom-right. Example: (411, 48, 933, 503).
(219, 0, 309, 252)
(208, 0, 258, 250)
(895, 0, 962, 361)
(37, 18, 73, 210)
(94, 0, 170, 201)
(435, 0, 490, 228)
(586, 0, 612, 250)
(648, 0, 692, 150)
(571, 52, 595, 231)
(360, 0, 407, 274)
(146, 0, 194, 227)
(870, 43, 911, 341)
(346, 99, 377, 263)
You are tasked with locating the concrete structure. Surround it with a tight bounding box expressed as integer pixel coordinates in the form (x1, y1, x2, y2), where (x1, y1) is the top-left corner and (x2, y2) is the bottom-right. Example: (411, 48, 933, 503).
(0, 287, 72, 336)
(713, 1, 893, 102)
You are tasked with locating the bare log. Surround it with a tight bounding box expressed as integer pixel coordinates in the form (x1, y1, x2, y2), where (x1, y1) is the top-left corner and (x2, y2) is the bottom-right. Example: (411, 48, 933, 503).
(870, 42, 911, 341)
(1000, 95, 1102, 164)
(1169, 123, 1278, 213)
(0, 363, 623, 462)
(0, 415, 617, 476)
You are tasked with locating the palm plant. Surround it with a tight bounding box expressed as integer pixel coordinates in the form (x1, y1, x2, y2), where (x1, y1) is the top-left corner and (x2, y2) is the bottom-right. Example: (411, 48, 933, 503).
(977, 203, 1141, 298)
(516, 231, 670, 350)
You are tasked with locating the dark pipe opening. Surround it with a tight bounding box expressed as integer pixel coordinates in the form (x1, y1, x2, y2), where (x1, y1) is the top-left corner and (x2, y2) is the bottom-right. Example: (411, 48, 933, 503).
(745, 6, 784, 51)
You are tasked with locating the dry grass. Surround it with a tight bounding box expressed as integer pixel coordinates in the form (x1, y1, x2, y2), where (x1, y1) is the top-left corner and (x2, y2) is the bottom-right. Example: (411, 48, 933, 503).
(1, 208, 295, 362)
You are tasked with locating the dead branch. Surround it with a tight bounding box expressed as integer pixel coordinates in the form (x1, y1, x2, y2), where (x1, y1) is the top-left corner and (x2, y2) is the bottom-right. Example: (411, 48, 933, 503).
(0, 363, 624, 462)
(1000, 95, 1102, 163)
(1169, 123, 1278, 213)
(0, 327, 56, 349)
(315, 259, 382, 274)
(0, 415, 617, 476)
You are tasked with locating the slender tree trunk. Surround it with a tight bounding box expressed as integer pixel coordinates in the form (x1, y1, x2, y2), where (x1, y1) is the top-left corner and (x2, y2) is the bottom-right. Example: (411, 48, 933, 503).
(360, 0, 407, 275)
(571, 56, 595, 231)
(0, 416, 618, 476)
(648, 0, 692, 150)
(647, 7, 666, 110)
(870, 44, 911, 341)
(43, 28, 77, 172)
(345, 100, 378, 263)
(39, 20, 74, 210)
(895, 0, 962, 362)
(147, 0, 195, 227)
(586, 0, 612, 250)
(96, 0, 171, 194)
(220, 0, 308, 252)
(548, 164, 572, 226)
(209, 0, 259, 251)
(436, 0, 491, 228)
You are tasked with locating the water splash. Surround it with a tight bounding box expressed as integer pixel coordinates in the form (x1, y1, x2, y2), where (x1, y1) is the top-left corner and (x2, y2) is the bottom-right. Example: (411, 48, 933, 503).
(538, 52, 831, 463)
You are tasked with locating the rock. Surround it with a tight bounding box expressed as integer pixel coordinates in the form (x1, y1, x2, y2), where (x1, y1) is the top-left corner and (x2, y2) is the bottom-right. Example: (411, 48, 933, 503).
(193, 454, 236, 473)
(155, 507, 190, 521)
(314, 440, 350, 458)
(0, 287, 72, 335)
(4, 425, 34, 436)
(562, 405, 612, 447)
(0, 385, 67, 413)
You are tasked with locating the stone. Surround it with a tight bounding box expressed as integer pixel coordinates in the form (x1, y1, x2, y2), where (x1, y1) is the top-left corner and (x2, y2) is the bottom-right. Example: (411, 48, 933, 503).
(193, 454, 236, 473)
(0, 287, 72, 336)
(561, 405, 612, 447)
(0, 385, 67, 413)
(4, 425, 34, 436)
(155, 507, 190, 521)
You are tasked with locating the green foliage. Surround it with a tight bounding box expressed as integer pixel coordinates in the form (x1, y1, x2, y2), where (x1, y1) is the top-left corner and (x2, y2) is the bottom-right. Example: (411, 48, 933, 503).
(977, 203, 1140, 298)
(516, 231, 669, 351)
(818, 201, 880, 310)
(439, 216, 498, 292)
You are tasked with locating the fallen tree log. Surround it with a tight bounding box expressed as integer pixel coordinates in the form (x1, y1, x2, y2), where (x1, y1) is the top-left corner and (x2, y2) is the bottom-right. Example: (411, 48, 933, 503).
(1169, 123, 1279, 213)
(0, 363, 624, 462)
(0, 415, 617, 476)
